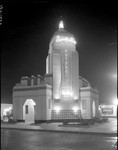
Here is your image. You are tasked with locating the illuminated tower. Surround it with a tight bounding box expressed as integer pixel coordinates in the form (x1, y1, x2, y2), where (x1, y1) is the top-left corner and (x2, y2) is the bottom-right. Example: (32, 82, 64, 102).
(46, 21, 79, 113)
(12, 21, 99, 123)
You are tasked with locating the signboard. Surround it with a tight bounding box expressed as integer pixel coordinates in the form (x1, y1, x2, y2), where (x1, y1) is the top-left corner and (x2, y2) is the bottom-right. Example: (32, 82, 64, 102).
(99, 105, 113, 116)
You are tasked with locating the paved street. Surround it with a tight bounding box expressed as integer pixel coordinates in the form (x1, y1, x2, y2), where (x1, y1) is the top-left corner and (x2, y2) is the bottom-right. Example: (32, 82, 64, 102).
(1, 129, 117, 150)
(1, 118, 117, 135)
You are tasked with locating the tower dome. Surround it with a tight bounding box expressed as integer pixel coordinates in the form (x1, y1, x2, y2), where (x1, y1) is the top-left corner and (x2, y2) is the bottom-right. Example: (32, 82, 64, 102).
(50, 21, 76, 44)
(50, 29, 74, 41)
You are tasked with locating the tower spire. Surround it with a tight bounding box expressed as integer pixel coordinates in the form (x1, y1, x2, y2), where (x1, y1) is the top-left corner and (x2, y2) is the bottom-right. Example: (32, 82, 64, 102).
(59, 21, 64, 29)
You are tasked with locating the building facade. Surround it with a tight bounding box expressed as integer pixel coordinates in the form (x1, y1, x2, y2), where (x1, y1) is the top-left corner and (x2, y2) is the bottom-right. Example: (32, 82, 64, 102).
(12, 21, 99, 123)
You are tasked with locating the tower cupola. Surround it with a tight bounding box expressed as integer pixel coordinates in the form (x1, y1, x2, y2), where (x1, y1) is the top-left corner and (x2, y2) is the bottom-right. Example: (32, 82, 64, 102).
(59, 21, 64, 29)
(49, 21, 76, 53)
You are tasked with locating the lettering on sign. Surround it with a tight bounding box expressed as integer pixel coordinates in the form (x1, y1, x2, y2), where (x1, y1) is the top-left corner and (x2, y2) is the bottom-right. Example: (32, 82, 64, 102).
(64, 49, 68, 81)
(56, 36, 76, 44)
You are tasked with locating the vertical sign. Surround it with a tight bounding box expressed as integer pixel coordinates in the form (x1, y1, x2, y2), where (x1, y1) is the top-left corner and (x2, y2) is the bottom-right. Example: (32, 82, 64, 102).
(64, 49, 68, 82)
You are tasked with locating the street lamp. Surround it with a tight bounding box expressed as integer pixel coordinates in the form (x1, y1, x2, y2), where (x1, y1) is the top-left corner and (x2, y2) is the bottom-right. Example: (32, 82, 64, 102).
(113, 98, 118, 105)
(111, 73, 117, 79)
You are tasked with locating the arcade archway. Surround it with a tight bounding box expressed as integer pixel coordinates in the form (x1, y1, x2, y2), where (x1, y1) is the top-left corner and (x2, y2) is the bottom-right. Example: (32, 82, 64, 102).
(23, 99, 36, 123)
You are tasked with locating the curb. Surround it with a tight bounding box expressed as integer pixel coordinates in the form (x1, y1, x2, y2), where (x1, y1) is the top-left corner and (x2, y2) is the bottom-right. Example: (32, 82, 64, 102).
(1, 126, 117, 137)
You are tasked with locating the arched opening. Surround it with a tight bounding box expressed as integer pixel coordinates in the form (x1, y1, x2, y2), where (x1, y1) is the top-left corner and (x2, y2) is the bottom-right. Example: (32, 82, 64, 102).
(23, 99, 36, 123)
(92, 101, 96, 117)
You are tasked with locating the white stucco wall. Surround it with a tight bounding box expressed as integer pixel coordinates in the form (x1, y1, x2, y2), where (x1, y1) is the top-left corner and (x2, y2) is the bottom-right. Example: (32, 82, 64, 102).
(72, 51, 79, 100)
(80, 86, 99, 119)
(13, 85, 52, 121)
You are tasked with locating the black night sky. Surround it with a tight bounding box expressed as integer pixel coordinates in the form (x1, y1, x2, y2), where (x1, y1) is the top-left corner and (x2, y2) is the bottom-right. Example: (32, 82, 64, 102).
(1, 0, 117, 104)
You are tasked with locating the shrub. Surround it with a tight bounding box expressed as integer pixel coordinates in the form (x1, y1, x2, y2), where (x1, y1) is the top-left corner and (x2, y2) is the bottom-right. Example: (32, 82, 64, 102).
(82, 120, 90, 126)
(94, 117, 108, 123)
(63, 121, 68, 125)
(103, 117, 108, 122)
(90, 120, 95, 125)
(8, 119, 17, 123)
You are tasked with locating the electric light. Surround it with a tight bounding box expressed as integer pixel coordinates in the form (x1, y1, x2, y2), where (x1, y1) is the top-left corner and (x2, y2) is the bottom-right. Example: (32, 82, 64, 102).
(98, 107, 101, 111)
(112, 73, 117, 79)
(72, 106, 79, 114)
(8, 107, 12, 110)
(73, 96, 78, 100)
(54, 106, 61, 113)
(56, 35, 76, 44)
(54, 95, 60, 99)
(113, 98, 118, 105)
(59, 21, 64, 29)
(3, 107, 12, 116)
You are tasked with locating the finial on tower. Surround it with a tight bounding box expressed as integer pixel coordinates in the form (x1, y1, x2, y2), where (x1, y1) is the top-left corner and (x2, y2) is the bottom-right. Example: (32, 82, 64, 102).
(59, 21, 64, 29)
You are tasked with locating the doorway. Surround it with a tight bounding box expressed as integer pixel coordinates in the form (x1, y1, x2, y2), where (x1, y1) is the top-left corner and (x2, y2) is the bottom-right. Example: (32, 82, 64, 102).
(23, 99, 36, 123)
(92, 101, 96, 117)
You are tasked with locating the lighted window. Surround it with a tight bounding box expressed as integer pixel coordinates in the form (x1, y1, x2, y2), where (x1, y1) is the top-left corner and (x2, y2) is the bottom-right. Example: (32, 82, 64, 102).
(25, 105, 28, 114)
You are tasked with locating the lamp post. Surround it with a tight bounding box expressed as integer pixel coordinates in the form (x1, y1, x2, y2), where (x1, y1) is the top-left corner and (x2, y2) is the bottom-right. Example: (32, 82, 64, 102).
(113, 98, 118, 105)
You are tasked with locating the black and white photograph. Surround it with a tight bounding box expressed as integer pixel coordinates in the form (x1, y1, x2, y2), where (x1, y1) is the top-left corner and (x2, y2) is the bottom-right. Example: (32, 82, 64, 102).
(1, 0, 117, 150)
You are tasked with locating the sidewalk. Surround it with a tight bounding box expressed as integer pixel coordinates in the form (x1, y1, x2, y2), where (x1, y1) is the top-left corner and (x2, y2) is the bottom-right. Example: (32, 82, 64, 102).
(1, 118, 117, 136)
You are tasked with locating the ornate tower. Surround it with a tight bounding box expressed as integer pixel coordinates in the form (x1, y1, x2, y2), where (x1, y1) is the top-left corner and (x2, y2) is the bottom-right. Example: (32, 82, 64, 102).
(46, 21, 79, 112)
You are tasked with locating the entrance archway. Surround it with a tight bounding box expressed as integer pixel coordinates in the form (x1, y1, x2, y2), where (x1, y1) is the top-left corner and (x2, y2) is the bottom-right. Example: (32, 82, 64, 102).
(92, 101, 95, 117)
(23, 99, 36, 123)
